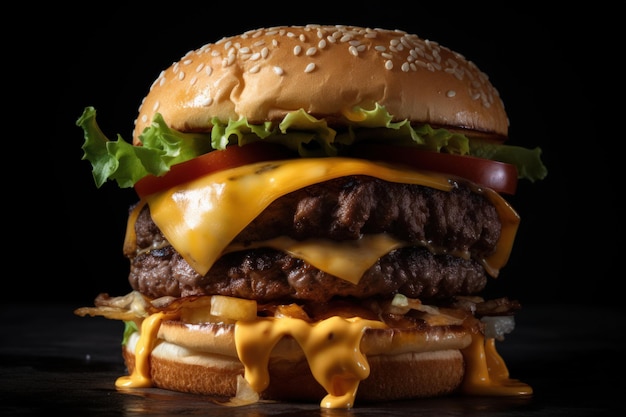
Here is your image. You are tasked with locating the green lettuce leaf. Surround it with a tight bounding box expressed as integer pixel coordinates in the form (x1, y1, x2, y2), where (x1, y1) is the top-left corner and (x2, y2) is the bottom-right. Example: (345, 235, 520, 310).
(78, 104, 547, 188)
(121, 320, 138, 346)
(470, 141, 548, 182)
(78, 107, 213, 188)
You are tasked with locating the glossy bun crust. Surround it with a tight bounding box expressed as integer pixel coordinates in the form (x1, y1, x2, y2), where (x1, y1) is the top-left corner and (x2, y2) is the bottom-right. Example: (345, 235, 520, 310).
(133, 25, 508, 145)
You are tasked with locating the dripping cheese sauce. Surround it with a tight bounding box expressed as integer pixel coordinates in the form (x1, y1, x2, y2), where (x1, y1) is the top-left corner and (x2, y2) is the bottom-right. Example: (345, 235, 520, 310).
(117, 311, 532, 408)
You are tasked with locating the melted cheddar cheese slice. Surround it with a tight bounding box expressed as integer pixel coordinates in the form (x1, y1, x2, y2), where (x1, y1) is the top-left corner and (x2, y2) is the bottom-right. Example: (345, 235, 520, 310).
(138, 157, 519, 282)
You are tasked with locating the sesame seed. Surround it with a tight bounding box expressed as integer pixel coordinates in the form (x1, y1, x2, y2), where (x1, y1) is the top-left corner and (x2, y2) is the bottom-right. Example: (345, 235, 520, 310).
(193, 94, 213, 106)
(273, 66, 284, 75)
(304, 63, 316, 73)
(306, 47, 317, 56)
(293, 45, 302, 55)
(249, 64, 260, 73)
(385, 60, 393, 70)
(446, 90, 456, 97)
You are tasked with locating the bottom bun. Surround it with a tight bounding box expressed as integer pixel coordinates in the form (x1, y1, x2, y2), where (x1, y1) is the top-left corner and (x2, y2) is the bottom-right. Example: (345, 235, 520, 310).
(122, 338, 465, 403)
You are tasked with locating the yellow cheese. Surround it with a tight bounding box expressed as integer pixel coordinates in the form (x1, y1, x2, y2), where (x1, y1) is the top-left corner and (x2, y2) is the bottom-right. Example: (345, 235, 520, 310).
(235, 316, 387, 408)
(116, 312, 167, 389)
(460, 331, 533, 396)
(123, 200, 146, 256)
(115, 157, 527, 408)
(141, 157, 519, 282)
(225, 234, 407, 285)
(119, 307, 531, 409)
(117, 310, 387, 408)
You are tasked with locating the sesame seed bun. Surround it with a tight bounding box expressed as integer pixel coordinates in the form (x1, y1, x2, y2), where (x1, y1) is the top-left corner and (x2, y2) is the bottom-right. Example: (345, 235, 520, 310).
(133, 24, 508, 145)
(76, 23, 538, 410)
(121, 319, 469, 402)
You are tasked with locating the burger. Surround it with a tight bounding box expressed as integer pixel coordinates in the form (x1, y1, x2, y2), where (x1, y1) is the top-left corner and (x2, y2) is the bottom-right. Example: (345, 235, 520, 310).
(75, 24, 547, 409)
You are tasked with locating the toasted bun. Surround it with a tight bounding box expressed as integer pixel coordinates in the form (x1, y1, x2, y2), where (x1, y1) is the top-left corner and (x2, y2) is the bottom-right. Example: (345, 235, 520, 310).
(122, 347, 464, 402)
(121, 319, 470, 403)
(133, 24, 508, 145)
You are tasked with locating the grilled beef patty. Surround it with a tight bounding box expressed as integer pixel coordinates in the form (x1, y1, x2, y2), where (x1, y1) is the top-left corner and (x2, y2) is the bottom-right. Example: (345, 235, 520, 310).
(126, 176, 500, 303)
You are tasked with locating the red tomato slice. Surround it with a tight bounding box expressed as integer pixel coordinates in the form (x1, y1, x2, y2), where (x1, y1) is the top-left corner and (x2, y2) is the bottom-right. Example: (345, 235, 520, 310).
(134, 142, 294, 198)
(348, 144, 518, 194)
(135, 142, 518, 198)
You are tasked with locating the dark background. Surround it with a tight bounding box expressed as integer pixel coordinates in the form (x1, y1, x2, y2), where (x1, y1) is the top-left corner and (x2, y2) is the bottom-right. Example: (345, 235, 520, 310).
(39, 4, 617, 308)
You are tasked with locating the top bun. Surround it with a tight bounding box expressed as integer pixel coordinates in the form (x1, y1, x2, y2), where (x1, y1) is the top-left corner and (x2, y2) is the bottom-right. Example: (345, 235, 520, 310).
(133, 24, 508, 145)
